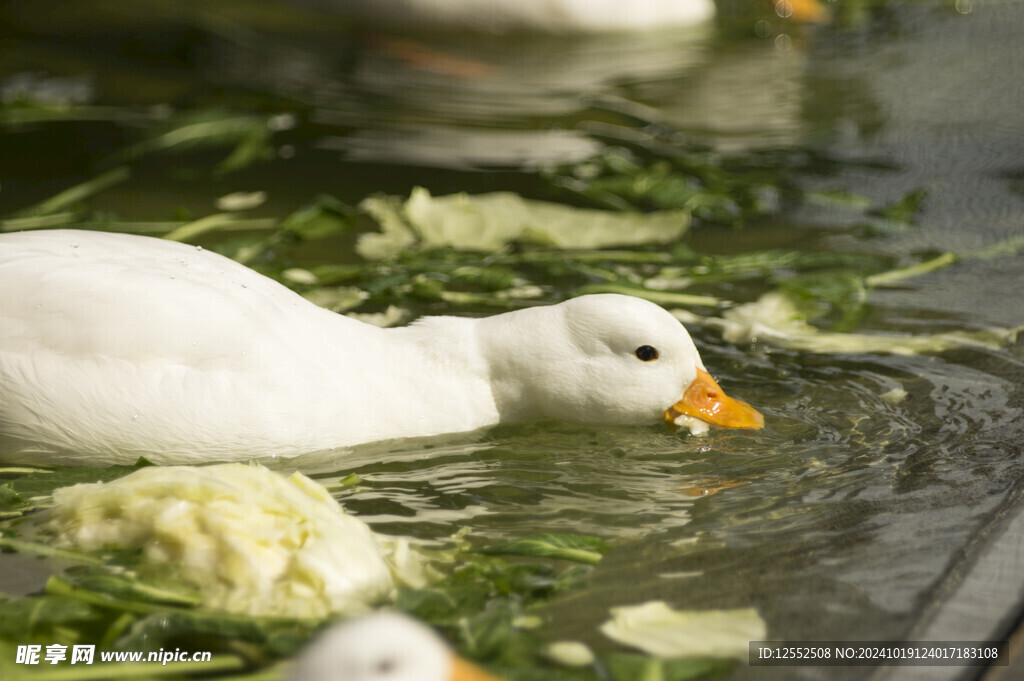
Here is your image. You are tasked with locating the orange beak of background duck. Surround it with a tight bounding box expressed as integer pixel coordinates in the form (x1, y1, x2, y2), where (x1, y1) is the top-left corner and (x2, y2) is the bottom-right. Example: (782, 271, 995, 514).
(665, 367, 764, 430)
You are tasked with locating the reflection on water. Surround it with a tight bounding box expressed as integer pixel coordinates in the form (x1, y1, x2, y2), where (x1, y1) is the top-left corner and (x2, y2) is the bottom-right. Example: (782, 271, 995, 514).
(216, 24, 718, 167)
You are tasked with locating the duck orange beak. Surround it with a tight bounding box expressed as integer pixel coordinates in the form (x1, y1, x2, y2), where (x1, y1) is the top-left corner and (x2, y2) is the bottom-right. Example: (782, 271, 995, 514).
(665, 368, 764, 430)
(451, 654, 507, 681)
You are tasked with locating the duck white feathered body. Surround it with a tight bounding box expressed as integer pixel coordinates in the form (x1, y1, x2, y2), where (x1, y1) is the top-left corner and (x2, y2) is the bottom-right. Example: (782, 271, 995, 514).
(0, 230, 760, 466)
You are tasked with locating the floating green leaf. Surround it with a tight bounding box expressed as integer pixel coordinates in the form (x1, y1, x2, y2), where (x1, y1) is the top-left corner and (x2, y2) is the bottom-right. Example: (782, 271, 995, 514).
(0, 595, 102, 643)
(681, 291, 1023, 355)
(873, 187, 928, 223)
(604, 652, 733, 681)
(5, 460, 153, 504)
(9, 167, 131, 220)
(279, 194, 358, 240)
(480, 534, 610, 565)
(0, 483, 27, 513)
(111, 111, 287, 175)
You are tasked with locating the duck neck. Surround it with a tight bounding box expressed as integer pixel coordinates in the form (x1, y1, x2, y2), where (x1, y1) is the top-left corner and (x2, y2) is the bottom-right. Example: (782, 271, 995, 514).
(375, 315, 502, 433)
(474, 305, 569, 423)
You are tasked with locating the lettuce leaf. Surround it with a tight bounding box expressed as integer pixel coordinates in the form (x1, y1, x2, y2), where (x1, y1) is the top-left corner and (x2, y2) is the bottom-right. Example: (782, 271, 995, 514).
(675, 291, 1022, 355)
(358, 186, 688, 260)
(600, 600, 766, 660)
(36, 464, 396, 618)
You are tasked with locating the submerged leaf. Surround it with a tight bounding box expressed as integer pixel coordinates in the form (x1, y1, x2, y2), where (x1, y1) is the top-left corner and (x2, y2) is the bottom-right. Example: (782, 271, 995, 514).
(12, 167, 131, 219)
(0, 595, 101, 639)
(112, 112, 284, 174)
(779, 271, 868, 332)
(480, 534, 609, 565)
(6, 460, 153, 503)
(280, 194, 358, 240)
(873, 188, 929, 223)
(604, 652, 733, 681)
(0, 483, 27, 512)
(59, 567, 205, 608)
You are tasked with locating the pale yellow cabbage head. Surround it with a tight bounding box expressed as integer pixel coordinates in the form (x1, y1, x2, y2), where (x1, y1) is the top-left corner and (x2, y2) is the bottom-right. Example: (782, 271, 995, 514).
(43, 463, 396, 618)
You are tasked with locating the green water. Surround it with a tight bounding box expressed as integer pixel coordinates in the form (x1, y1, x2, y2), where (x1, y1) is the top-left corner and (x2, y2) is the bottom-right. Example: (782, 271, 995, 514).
(3, 1, 1024, 679)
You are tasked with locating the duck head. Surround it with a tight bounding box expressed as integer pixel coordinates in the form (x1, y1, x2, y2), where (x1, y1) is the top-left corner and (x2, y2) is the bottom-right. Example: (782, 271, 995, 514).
(287, 612, 503, 681)
(478, 294, 764, 432)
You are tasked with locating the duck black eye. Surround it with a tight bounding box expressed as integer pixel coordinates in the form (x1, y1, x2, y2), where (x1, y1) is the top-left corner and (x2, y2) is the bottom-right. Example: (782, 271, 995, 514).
(635, 345, 659, 362)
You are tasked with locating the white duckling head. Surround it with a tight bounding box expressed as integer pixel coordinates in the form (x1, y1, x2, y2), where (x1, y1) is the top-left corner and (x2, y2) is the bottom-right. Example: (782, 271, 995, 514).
(474, 294, 763, 430)
(286, 611, 504, 681)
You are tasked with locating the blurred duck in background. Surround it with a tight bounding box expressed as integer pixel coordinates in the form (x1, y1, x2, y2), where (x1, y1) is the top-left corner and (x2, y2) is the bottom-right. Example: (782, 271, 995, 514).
(286, 612, 505, 681)
(289, 0, 827, 33)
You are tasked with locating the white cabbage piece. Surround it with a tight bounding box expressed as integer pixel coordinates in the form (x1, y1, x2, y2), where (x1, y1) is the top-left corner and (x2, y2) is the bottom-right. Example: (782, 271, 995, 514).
(674, 291, 1022, 355)
(42, 463, 397, 618)
(358, 186, 688, 260)
(600, 600, 766, 660)
(671, 413, 711, 436)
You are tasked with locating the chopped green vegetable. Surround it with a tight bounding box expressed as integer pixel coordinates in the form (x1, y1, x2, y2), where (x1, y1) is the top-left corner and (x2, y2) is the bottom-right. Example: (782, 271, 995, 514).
(604, 652, 733, 681)
(677, 291, 1022, 355)
(480, 534, 610, 566)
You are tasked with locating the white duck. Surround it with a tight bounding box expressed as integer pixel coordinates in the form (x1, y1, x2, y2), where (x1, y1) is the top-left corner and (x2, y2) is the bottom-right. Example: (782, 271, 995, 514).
(294, 0, 716, 33)
(286, 612, 504, 681)
(0, 229, 762, 466)
(292, 0, 827, 33)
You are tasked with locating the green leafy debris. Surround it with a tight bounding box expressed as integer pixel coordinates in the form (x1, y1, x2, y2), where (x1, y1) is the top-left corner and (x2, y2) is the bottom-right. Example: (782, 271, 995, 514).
(604, 652, 733, 681)
(480, 534, 610, 566)
(55, 567, 205, 609)
(279, 194, 358, 240)
(541, 150, 789, 227)
(110, 111, 291, 175)
(860, 188, 930, 236)
(0, 483, 27, 514)
(5, 167, 131, 223)
(4, 459, 154, 503)
(873, 187, 929, 223)
(677, 291, 1023, 355)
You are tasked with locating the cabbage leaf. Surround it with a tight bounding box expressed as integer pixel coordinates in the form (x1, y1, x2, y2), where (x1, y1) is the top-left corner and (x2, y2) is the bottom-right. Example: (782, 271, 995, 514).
(38, 464, 396, 618)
